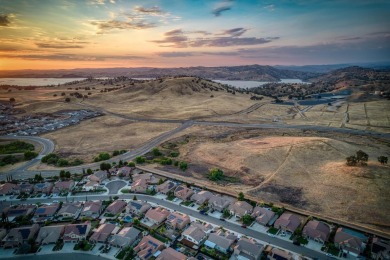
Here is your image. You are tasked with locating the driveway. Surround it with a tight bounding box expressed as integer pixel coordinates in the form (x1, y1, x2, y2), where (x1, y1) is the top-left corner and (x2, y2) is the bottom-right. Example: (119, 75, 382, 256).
(105, 180, 127, 194)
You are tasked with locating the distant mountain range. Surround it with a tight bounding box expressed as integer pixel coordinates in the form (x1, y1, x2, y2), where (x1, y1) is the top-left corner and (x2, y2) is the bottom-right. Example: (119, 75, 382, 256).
(1, 63, 389, 82)
(274, 62, 390, 73)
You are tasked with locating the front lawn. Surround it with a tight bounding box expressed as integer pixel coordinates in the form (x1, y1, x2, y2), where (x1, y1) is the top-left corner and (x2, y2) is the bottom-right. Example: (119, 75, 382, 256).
(180, 200, 193, 206)
(267, 227, 279, 235)
(200, 246, 230, 260)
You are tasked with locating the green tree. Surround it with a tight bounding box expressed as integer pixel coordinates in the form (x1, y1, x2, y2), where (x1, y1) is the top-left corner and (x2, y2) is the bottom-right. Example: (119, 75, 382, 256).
(241, 214, 254, 225)
(59, 170, 65, 179)
(65, 171, 71, 178)
(346, 155, 357, 166)
(238, 192, 245, 201)
(208, 168, 224, 181)
(179, 161, 188, 171)
(133, 195, 137, 201)
(356, 150, 368, 165)
(158, 179, 164, 185)
(132, 218, 140, 226)
(86, 168, 93, 175)
(56, 158, 69, 167)
(100, 162, 111, 171)
(128, 161, 135, 167)
(135, 156, 146, 164)
(378, 156, 388, 165)
(24, 151, 38, 160)
(152, 148, 162, 156)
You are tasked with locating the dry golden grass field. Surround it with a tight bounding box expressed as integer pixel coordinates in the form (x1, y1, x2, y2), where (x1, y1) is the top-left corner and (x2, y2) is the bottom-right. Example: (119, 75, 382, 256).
(157, 126, 390, 232)
(40, 115, 179, 163)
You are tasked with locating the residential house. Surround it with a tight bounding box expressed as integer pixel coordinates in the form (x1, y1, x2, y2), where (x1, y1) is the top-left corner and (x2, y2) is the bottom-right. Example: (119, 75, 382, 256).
(52, 180, 74, 194)
(35, 225, 65, 245)
(166, 212, 191, 230)
(156, 247, 187, 260)
(274, 213, 301, 233)
(190, 190, 214, 205)
(334, 227, 368, 257)
(133, 172, 159, 184)
(109, 227, 142, 249)
(34, 203, 59, 221)
(174, 185, 194, 201)
(0, 183, 17, 196)
(80, 200, 103, 219)
(231, 237, 264, 260)
(134, 235, 165, 260)
(14, 183, 34, 195)
(63, 223, 91, 242)
(205, 229, 237, 254)
(251, 207, 276, 226)
(302, 220, 330, 244)
(88, 171, 107, 183)
(130, 179, 148, 193)
(2, 224, 40, 248)
(126, 200, 151, 216)
(90, 223, 118, 243)
(209, 195, 235, 212)
(371, 238, 390, 260)
(267, 248, 293, 260)
(105, 200, 127, 215)
(182, 222, 213, 246)
(229, 201, 253, 218)
(116, 166, 133, 177)
(84, 181, 99, 191)
(57, 202, 82, 220)
(3, 204, 36, 221)
(33, 182, 53, 195)
(156, 180, 177, 195)
(142, 207, 170, 228)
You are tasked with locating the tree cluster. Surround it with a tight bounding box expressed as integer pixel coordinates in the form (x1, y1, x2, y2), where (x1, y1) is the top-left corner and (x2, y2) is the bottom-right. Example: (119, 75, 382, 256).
(346, 150, 369, 166)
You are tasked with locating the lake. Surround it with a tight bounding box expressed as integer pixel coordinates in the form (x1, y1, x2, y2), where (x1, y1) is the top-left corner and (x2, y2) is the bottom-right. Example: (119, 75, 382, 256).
(213, 79, 308, 89)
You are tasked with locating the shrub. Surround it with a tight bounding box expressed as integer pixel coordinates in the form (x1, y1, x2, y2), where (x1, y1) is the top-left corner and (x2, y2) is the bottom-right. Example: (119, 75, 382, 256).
(135, 156, 146, 164)
(208, 168, 224, 181)
(56, 158, 69, 167)
(179, 161, 188, 171)
(128, 161, 135, 167)
(24, 151, 38, 160)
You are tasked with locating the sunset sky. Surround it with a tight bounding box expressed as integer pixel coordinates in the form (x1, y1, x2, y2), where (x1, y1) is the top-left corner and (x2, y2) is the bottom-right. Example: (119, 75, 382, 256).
(0, 0, 389, 70)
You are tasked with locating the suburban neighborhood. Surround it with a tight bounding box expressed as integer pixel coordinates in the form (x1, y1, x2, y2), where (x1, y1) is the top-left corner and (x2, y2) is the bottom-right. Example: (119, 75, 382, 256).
(0, 165, 388, 260)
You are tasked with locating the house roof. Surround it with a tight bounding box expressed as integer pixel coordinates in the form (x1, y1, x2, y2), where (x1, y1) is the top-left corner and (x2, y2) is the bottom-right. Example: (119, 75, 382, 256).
(303, 220, 330, 242)
(209, 195, 235, 209)
(174, 185, 194, 200)
(82, 200, 102, 214)
(207, 229, 237, 250)
(134, 235, 164, 259)
(229, 201, 253, 216)
(252, 207, 275, 224)
(0, 183, 17, 195)
(145, 207, 170, 223)
(157, 181, 177, 193)
(166, 212, 190, 228)
(5, 224, 40, 242)
(34, 182, 53, 191)
(64, 223, 90, 236)
(190, 190, 214, 204)
(106, 200, 127, 214)
(182, 222, 212, 242)
(127, 200, 151, 212)
(156, 247, 186, 260)
(36, 225, 65, 244)
(131, 178, 148, 190)
(334, 227, 367, 252)
(89, 171, 107, 181)
(235, 237, 264, 258)
(35, 204, 59, 216)
(5, 204, 36, 217)
(109, 227, 141, 247)
(90, 223, 116, 242)
(116, 166, 133, 175)
(271, 248, 292, 260)
(274, 213, 301, 232)
(58, 203, 81, 215)
(54, 180, 74, 190)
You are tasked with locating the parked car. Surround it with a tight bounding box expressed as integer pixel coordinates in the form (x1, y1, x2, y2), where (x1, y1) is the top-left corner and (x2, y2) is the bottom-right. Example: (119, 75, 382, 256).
(219, 218, 225, 221)
(241, 225, 247, 228)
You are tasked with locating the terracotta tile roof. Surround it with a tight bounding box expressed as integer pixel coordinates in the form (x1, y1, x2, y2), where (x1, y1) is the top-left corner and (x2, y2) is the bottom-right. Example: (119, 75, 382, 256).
(190, 190, 214, 204)
(303, 220, 330, 243)
(36, 225, 65, 244)
(134, 235, 165, 260)
(251, 207, 275, 225)
(0, 183, 17, 195)
(174, 185, 194, 201)
(229, 201, 253, 217)
(274, 213, 301, 233)
(109, 227, 141, 248)
(82, 200, 102, 214)
(145, 207, 170, 224)
(106, 200, 127, 214)
(90, 223, 117, 243)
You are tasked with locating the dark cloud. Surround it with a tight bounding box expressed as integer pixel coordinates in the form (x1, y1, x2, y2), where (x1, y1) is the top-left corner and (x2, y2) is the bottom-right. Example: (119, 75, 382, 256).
(212, 6, 231, 17)
(0, 14, 11, 26)
(342, 37, 362, 41)
(91, 20, 156, 33)
(157, 52, 194, 57)
(221, 28, 247, 37)
(190, 37, 278, 47)
(165, 29, 183, 36)
(134, 6, 163, 15)
(212, 0, 234, 17)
